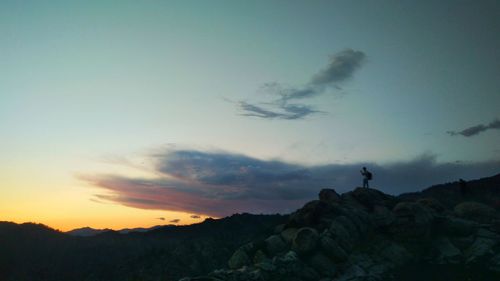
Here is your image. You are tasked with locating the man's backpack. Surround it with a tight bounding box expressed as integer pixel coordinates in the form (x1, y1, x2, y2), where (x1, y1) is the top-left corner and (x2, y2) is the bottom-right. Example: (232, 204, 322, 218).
(366, 172, 373, 180)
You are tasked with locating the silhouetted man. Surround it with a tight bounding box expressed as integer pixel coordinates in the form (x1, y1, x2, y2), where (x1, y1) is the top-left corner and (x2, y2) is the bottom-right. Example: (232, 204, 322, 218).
(459, 178, 468, 196)
(360, 167, 372, 188)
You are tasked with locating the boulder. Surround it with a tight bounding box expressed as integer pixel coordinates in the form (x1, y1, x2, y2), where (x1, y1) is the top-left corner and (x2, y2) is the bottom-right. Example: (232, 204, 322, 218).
(306, 252, 336, 277)
(228, 249, 251, 269)
(288, 200, 345, 228)
(265, 235, 287, 256)
(417, 198, 446, 213)
(349, 187, 397, 210)
(465, 237, 498, 264)
(390, 202, 434, 241)
(319, 188, 341, 203)
(371, 205, 395, 227)
(281, 228, 299, 244)
(320, 235, 348, 262)
(454, 202, 498, 223)
(432, 237, 462, 264)
(292, 227, 319, 255)
(441, 216, 478, 237)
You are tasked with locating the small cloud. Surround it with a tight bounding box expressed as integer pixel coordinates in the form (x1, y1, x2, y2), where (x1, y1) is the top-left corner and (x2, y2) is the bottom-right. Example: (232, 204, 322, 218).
(169, 219, 180, 223)
(447, 119, 500, 137)
(190, 215, 201, 219)
(238, 49, 366, 120)
(156, 217, 165, 221)
(239, 101, 321, 120)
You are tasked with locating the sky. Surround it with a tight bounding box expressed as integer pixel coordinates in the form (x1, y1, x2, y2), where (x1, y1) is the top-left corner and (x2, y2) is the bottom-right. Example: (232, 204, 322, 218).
(1, 0, 499, 231)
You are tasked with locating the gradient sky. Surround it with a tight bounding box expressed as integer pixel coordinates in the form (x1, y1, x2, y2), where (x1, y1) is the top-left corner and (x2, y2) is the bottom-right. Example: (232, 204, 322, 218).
(1, 0, 499, 231)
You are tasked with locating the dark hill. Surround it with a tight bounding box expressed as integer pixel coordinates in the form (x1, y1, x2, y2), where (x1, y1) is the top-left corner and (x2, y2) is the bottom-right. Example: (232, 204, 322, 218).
(0, 214, 286, 281)
(182, 174, 500, 281)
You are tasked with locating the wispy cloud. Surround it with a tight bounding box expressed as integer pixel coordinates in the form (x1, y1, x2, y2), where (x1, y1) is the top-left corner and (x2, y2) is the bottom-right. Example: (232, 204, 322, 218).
(156, 217, 165, 221)
(447, 119, 500, 137)
(239, 49, 366, 120)
(169, 219, 180, 223)
(79, 149, 500, 217)
(190, 215, 201, 219)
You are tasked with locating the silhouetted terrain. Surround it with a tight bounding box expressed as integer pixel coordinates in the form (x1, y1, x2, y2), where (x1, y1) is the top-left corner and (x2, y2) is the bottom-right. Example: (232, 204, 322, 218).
(183, 173, 500, 281)
(0, 214, 286, 281)
(2, 174, 500, 281)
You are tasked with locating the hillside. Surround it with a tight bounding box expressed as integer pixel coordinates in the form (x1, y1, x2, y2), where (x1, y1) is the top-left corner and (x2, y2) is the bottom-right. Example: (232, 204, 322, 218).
(0, 214, 286, 281)
(182, 174, 500, 281)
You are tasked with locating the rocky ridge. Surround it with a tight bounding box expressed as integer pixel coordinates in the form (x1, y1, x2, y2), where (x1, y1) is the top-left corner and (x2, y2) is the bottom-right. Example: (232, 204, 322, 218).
(181, 187, 500, 281)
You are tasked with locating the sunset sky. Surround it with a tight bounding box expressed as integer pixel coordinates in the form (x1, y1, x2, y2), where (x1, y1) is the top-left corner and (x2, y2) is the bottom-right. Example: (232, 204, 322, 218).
(1, 0, 499, 231)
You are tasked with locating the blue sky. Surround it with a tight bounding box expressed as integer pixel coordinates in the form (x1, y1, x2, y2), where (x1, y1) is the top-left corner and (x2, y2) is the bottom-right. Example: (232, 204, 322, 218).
(1, 0, 499, 229)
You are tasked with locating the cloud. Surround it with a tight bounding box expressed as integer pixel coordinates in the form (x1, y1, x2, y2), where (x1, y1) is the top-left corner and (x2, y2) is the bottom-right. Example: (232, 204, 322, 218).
(156, 217, 165, 221)
(447, 119, 500, 137)
(169, 219, 180, 223)
(310, 49, 366, 85)
(80, 149, 500, 217)
(238, 49, 366, 120)
(190, 215, 201, 219)
(239, 101, 322, 120)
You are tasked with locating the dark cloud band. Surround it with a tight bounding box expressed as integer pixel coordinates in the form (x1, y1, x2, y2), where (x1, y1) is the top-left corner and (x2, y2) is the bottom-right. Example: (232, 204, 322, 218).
(80, 149, 500, 217)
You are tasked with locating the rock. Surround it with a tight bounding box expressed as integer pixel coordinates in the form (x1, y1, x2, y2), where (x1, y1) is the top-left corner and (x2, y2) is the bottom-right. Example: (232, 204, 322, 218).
(432, 237, 462, 264)
(441, 216, 478, 237)
(335, 264, 368, 281)
(265, 235, 287, 256)
(274, 224, 285, 234)
(288, 200, 345, 228)
(292, 227, 319, 255)
(255, 260, 276, 272)
(371, 205, 395, 227)
(281, 228, 298, 244)
(378, 242, 412, 266)
(320, 235, 348, 262)
(228, 249, 251, 269)
(465, 237, 498, 264)
(253, 249, 268, 264)
(298, 266, 321, 281)
(449, 236, 475, 250)
(417, 198, 446, 213)
(279, 250, 299, 263)
(489, 253, 500, 273)
(319, 188, 341, 203)
(329, 220, 353, 251)
(390, 202, 434, 241)
(333, 215, 359, 239)
(477, 228, 500, 240)
(349, 187, 397, 210)
(306, 252, 336, 277)
(454, 201, 498, 223)
(490, 219, 500, 234)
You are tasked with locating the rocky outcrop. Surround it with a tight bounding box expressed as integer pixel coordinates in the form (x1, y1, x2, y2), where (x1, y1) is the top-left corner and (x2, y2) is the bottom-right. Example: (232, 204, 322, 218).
(181, 187, 500, 281)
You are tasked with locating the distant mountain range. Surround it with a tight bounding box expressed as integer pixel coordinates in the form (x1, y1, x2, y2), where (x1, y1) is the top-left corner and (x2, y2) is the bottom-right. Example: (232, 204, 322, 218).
(66, 225, 166, 236)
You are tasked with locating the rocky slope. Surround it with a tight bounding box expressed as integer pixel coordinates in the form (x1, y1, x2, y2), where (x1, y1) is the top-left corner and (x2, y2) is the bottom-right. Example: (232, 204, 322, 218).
(181, 182, 500, 280)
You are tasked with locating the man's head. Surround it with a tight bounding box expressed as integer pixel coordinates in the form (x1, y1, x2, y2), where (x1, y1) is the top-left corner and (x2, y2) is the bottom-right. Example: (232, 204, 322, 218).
(362, 167, 367, 170)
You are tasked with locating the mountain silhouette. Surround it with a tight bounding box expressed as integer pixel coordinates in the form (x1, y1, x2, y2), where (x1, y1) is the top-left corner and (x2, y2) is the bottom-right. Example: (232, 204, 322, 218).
(1, 173, 500, 281)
